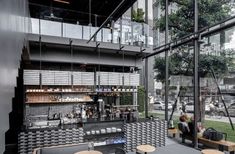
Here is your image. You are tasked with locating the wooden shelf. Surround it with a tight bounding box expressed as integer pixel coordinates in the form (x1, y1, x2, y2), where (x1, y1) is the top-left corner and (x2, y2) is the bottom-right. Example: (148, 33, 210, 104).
(26, 91, 95, 94)
(26, 91, 137, 94)
(26, 100, 94, 104)
(96, 91, 137, 93)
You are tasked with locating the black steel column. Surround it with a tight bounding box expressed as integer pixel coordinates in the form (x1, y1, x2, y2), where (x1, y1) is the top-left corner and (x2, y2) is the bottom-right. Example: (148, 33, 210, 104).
(145, 58, 149, 118)
(165, 0, 169, 122)
(145, 0, 148, 47)
(193, 0, 199, 149)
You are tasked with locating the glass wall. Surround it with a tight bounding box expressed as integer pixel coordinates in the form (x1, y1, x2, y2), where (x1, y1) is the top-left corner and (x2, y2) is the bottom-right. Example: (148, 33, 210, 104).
(153, 0, 235, 47)
(151, 0, 235, 141)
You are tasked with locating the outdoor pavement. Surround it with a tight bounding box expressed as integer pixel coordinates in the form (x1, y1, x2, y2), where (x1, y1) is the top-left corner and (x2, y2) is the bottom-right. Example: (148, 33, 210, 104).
(151, 143, 201, 154)
(127, 138, 201, 154)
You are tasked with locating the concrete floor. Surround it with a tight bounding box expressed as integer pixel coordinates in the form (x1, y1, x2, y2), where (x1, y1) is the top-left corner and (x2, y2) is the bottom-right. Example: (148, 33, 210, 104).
(126, 138, 200, 154)
(151, 143, 201, 154)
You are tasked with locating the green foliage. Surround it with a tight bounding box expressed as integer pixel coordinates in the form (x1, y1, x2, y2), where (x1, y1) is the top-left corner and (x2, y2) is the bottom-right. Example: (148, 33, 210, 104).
(132, 8, 145, 23)
(119, 86, 145, 113)
(155, 0, 232, 39)
(120, 93, 133, 105)
(204, 120, 235, 142)
(146, 112, 235, 142)
(154, 50, 232, 82)
(137, 86, 145, 112)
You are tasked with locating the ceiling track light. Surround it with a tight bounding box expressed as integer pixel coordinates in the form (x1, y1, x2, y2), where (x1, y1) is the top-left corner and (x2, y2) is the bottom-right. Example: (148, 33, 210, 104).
(53, 0, 70, 4)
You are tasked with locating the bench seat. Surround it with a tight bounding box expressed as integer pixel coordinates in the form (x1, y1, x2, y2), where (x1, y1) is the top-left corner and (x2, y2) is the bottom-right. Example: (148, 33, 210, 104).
(179, 131, 235, 154)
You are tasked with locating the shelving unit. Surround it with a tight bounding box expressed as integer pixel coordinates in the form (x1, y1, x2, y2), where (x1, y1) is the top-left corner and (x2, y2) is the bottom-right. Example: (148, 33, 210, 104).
(25, 85, 95, 105)
(26, 91, 95, 94)
(83, 120, 125, 153)
(26, 100, 94, 104)
(22, 69, 141, 152)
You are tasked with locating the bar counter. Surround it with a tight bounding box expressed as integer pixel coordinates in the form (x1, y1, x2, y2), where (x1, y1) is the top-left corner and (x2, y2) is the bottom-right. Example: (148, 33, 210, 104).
(18, 118, 167, 154)
(22, 118, 125, 131)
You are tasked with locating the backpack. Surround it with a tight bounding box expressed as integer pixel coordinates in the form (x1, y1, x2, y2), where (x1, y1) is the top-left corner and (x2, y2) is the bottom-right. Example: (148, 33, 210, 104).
(203, 127, 227, 141)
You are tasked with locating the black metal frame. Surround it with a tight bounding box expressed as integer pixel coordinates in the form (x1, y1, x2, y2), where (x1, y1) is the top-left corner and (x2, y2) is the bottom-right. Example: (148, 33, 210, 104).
(165, 0, 169, 123)
(143, 0, 235, 148)
(193, 0, 199, 148)
(87, 0, 126, 43)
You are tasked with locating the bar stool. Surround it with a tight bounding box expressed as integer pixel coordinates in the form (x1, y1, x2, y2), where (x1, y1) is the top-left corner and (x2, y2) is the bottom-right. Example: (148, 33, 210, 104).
(136, 145, 156, 154)
(201, 149, 223, 154)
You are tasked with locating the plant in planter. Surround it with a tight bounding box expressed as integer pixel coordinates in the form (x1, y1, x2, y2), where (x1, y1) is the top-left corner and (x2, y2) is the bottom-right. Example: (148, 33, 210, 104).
(132, 8, 145, 23)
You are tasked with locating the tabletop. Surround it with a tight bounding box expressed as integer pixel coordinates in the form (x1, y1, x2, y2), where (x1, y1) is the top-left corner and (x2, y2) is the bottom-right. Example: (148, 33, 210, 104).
(201, 149, 223, 154)
(136, 145, 156, 153)
(74, 150, 102, 154)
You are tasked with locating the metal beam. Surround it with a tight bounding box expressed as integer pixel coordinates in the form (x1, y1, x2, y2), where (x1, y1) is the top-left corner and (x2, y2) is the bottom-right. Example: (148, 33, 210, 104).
(193, 0, 199, 148)
(210, 68, 234, 130)
(145, 0, 149, 47)
(145, 16, 235, 59)
(87, 0, 126, 43)
(145, 58, 149, 118)
(165, 0, 169, 123)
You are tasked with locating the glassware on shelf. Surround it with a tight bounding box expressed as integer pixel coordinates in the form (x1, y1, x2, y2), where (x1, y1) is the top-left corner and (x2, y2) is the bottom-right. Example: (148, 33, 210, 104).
(88, 142, 94, 151)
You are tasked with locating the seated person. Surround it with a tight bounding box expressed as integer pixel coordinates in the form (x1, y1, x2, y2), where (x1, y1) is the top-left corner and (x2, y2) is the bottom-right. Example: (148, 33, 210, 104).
(188, 116, 205, 136)
(178, 115, 190, 135)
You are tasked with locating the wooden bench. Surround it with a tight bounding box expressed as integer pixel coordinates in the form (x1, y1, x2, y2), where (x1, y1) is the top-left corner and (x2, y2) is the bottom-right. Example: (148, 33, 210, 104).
(179, 131, 235, 154)
(198, 137, 235, 154)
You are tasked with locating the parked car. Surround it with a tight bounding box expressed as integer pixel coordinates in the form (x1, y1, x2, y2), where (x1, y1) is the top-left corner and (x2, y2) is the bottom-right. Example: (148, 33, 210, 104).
(185, 102, 210, 113)
(185, 102, 194, 113)
(153, 101, 172, 110)
(205, 104, 210, 113)
(218, 103, 235, 117)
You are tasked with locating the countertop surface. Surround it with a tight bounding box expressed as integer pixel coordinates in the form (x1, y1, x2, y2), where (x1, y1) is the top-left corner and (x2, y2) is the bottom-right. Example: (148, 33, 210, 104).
(22, 118, 163, 132)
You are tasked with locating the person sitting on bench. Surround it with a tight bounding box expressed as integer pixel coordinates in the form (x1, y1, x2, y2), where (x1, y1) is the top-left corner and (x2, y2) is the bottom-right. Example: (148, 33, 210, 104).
(179, 115, 205, 139)
(188, 116, 205, 136)
(178, 115, 191, 136)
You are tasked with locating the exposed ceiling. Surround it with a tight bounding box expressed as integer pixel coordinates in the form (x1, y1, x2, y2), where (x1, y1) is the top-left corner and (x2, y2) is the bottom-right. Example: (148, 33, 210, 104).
(29, 0, 136, 26)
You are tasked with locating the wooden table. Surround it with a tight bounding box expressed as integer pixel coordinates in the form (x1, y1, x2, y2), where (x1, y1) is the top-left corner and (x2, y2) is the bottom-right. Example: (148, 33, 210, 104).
(201, 149, 224, 154)
(74, 150, 102, 154)
(136, 145, 156, 154)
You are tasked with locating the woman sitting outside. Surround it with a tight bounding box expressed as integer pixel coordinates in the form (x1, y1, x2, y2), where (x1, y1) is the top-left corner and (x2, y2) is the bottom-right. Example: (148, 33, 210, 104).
(178, 115, 205, 137)
(178, 115, 191, 135)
